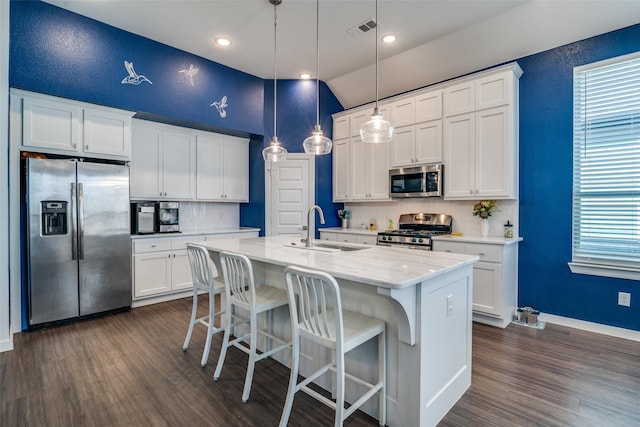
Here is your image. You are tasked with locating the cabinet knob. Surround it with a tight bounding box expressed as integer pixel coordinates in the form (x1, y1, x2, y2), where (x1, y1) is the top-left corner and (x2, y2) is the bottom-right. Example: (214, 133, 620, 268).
(73, 143, 77, 148)
(168, 254, 171, 258)
(469, 190, 473, 194)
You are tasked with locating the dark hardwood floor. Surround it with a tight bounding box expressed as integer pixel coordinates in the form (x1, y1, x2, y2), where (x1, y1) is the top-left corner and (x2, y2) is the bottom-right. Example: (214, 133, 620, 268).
(1, 296, 639, 427)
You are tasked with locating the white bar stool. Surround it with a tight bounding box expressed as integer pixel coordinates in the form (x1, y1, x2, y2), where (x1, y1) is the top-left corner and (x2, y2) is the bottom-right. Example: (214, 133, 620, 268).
(214, 251, 292, 403)
(182, 243, 225, 367)
(280, 266, 386, 427)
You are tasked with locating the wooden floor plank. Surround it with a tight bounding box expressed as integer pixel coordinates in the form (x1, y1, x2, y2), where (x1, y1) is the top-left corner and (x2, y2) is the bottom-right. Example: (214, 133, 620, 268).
(2, 297, 639, 426)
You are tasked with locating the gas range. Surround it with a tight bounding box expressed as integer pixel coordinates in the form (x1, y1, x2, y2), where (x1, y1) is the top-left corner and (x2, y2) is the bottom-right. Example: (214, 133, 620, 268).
(377, 213, 453, 250)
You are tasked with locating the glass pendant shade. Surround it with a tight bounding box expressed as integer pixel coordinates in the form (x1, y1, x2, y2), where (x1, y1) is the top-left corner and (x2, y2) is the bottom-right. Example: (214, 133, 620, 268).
(303, 0, 332, 156)
(303, 124, 332, 155)
(262, 136, 288, 162)
(360, 107, 393, 143)
(360, 0, 394, 144)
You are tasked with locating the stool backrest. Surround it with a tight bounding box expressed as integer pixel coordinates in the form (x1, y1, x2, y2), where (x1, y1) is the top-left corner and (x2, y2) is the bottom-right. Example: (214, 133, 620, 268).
(187, 244, 216, 290)
(284, 266, 343, 348)
(219, 251, 256, 308)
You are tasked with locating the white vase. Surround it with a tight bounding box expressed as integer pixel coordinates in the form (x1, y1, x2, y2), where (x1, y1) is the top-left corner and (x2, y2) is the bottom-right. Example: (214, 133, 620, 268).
(480, 220, 489, 237)
(341, 218, 349, 229)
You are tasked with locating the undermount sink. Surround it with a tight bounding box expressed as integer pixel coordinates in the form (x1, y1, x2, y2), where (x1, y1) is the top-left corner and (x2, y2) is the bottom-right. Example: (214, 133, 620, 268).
(284, 241, 372, 253)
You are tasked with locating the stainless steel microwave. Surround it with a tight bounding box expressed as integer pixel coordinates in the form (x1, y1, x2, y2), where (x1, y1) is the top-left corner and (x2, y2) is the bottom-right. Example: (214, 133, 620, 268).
(389, 164, 443, 198)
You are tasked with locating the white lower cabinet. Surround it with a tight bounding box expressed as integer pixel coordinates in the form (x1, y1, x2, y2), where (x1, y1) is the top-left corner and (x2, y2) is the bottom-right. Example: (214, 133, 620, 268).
(132, 230, 259, 302)
(432, 239, 519, 328)
(319, 231, 377, 245)
(132, 235, 205, 298)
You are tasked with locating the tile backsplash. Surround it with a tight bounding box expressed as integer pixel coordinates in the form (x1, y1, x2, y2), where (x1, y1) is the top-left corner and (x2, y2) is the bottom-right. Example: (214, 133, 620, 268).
(342, 199, 519, 238)
(179, 202, 239, 232)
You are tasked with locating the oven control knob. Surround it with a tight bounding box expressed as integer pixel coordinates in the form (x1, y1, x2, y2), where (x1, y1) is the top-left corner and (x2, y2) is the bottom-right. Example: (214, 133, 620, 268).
(381, 236, 386, 241)
(418, 238, 424, 243)
(411, 237, 417, 243)
(387, 236, 392, 242)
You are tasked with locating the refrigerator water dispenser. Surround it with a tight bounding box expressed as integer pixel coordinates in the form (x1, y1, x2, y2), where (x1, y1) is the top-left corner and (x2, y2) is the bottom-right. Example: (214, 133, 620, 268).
(41, 201, 68, 236)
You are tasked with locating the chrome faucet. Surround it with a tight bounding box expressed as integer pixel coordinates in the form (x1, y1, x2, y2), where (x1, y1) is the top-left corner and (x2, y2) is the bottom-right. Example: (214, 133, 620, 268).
(302, 205, 325, 247)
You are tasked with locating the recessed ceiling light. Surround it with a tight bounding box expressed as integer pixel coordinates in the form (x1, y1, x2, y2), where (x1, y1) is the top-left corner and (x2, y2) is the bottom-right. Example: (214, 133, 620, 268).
(215, 37, 231, 47)
(300, 73, 311, 80)
(382, 34, 396, 44)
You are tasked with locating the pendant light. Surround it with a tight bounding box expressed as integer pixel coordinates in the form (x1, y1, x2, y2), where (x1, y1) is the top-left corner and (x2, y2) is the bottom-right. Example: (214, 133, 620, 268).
(303, 0, 332, 155)
(262, 0, 288, 162)
(359, 0, 393, 143)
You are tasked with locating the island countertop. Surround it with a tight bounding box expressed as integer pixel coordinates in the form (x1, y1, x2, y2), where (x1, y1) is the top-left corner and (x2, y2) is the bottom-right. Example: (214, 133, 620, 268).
(199, 235, 477, 290)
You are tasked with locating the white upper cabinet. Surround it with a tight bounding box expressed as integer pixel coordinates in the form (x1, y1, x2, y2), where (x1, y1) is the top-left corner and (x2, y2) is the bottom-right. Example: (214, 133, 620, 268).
(349, 109, 371, 137)
(390, 90, 443, 167)
(196, 133, 249, 202)
(83, 107, 132, 158)
(14, 89, 133, 160)
(333, 115, 349, 140)
(350, 136, 389, 201)
(130, 123, 162, 198)
(390, 98, 415, 128)
(161, 128, 196, 199)
(415, 90, 443, 123)
(443, 83, 475, 117)
(443, 64, 522, 200)
(332, 138, 350, 202)
(21, 95, 82, 152)
(130, 120, 196, 200)
(332, 62, 521, 201)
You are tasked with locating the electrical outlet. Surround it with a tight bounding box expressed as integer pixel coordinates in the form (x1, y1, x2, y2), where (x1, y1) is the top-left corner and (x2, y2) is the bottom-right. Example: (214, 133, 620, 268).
(618, 292, 631, 307)
(446, 294, 453, 317)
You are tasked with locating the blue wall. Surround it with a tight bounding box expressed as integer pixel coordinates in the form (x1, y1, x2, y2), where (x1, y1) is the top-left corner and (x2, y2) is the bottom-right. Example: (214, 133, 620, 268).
(241, 79, 344, 235)
(517, 24, 640, 330)
(10, 0, 264, 135)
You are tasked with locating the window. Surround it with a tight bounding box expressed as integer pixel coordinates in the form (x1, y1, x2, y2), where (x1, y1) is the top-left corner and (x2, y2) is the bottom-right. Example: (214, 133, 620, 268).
(570, 52, 640, 281)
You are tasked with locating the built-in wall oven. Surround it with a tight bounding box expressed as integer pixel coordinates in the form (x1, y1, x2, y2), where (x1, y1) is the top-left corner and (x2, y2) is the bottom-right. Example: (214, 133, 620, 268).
(389, 164, 443, 198)
(377, 213, 452, 251)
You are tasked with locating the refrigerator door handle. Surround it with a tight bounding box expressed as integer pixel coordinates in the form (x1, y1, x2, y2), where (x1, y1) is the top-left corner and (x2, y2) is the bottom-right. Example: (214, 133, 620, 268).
(71, 182, 78, 260)
(78, 182, 85, 260)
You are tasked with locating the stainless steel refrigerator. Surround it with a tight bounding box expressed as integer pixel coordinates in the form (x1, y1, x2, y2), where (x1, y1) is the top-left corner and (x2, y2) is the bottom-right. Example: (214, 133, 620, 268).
(26, 158, 131, 326)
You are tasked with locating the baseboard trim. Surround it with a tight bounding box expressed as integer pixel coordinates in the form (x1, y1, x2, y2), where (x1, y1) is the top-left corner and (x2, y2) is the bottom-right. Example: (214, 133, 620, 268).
(0, 327, 14, 352)
(539, 313, 640, 342)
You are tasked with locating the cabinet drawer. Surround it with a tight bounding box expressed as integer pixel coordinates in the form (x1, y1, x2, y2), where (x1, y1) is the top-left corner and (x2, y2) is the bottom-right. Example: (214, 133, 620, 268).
(432, 240, 464, 254)
(464, 243, 502, 263)
(133, 239, 172, 253)
(172, 235, 205, 250)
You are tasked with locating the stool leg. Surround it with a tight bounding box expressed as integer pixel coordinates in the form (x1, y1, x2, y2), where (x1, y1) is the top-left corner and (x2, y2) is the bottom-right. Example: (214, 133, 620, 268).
(241, 310, 259, 403)
(213, 301, 233, 381)
(379, 329, 386, 427)
(183, 286, 199, 351)
(200, 291, 215, 367)
(334, 351, 345, 427)
(279, 331, 299, 427)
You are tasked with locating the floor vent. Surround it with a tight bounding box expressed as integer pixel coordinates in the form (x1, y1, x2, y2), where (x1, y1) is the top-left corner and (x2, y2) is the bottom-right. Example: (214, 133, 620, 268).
(347, 18, 377, 37)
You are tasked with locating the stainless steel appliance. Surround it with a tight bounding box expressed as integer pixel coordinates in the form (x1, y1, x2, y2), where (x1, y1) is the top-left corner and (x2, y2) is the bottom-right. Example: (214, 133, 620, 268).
(377, 213, 452, 250)
(157, 201, 180, 233)
(389, 164, 443, 198)
(26, 158, 131, 326)
(132, 202, 156, 234)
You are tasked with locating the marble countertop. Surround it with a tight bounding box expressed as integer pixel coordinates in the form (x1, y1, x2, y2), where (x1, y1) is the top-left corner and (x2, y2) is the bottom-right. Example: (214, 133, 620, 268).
(431, 234, 523, 245)
(131, 227, 260, 239)
(200, 235, 477, 290)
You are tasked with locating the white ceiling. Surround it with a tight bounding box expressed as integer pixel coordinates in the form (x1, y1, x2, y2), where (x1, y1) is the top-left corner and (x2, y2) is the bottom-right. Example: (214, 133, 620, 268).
(43, 0, 640, 109)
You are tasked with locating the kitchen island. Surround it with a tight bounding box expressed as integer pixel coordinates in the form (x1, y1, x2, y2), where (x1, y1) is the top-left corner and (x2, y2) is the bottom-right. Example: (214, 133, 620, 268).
(200, 236, 478, 426)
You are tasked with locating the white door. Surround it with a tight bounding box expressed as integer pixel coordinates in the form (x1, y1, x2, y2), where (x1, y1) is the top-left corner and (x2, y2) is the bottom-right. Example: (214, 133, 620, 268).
(266, 154, 314, 237)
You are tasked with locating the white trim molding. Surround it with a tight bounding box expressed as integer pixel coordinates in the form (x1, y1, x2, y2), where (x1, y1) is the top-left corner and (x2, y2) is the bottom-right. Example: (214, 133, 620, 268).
(540, 313, 640, 343)
(568, 262, 640, 282)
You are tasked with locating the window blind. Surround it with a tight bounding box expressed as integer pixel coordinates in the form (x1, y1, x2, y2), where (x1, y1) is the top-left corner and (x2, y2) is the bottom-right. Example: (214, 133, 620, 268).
(572, 53, 640, 271)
